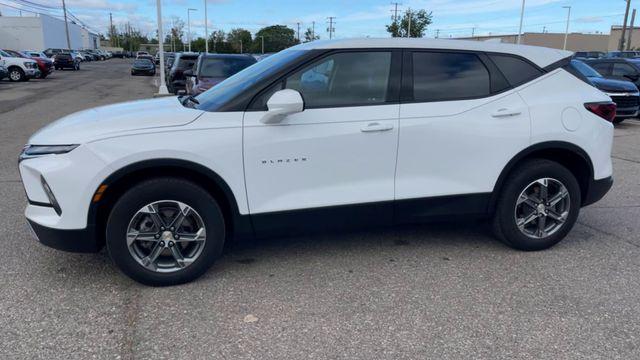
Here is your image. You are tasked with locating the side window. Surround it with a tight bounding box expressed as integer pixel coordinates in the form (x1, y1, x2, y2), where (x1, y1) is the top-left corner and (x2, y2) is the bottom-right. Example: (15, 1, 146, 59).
(489, 54, 543, 87)
(285, 51, 392, 108)
(590, 63, 610, 74)
(612, 63, 637, 76)
(412, 52, 490, 102)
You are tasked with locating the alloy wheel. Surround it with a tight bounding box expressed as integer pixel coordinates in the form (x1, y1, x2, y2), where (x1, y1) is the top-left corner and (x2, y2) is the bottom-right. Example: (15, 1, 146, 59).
(126, 200, 207, 273)
(514, 178, 570, 239)
(10, 70, 21, 81)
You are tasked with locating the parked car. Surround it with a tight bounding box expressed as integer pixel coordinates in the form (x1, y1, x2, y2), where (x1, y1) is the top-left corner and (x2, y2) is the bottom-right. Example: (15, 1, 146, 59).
(19, 39, 615, 285)
(185, 54, 256, 95)
(0, 49, 40, 81)
(131, 58, 156, 76)
(166, 52, 199, 94)
(164, 52, 176, 71)
(53, 53, 80, 70)
(586, 58, 640, 88)
(0, 62, 7, 81)
(136, 51, 149, 57)
(604, 51, 640, 59)
(80, 51, 96, 61)
(154, 53, 160, 64)
(573, 51, 605, 59)
(136, 54, 154, 62)
(569, 59, 638, 123)
(112, 51, 126, 58)
(43, 48, 69, 58)
(86, 50, 105, 61)
(23, 50, 48, 59)
(3, 49, 53, 79)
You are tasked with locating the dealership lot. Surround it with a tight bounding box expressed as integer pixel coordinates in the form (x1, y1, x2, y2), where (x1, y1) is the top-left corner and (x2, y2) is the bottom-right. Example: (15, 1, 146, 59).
(2, 59, 640, 359)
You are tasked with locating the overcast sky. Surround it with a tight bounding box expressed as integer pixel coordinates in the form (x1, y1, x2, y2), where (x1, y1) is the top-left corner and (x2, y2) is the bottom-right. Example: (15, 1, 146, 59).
(0, 0, 632, 39)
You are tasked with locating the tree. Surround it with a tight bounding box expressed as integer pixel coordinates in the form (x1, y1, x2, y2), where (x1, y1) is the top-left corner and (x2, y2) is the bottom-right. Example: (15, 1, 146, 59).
(253, 25, 298, 53)
(226, 28, 252, 53)
(304, 27, 319, 42)
(386, 9, 432, 38)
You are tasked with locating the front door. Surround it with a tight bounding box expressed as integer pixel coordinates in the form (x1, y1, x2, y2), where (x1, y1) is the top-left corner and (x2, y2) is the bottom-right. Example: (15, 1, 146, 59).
(243, 50, 401, 234)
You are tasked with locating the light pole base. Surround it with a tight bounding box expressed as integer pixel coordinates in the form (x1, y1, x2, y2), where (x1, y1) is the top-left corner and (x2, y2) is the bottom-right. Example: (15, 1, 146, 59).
(154, 84, 171, 97)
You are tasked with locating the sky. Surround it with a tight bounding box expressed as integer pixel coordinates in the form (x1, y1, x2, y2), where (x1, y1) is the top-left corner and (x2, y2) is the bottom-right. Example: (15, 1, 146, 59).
(0, 0, 633, 40)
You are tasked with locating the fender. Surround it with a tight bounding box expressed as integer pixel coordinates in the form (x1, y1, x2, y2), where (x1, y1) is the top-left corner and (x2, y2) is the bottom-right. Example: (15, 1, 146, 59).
(489, 141, 594, 212)
(87, 158, 253, 244)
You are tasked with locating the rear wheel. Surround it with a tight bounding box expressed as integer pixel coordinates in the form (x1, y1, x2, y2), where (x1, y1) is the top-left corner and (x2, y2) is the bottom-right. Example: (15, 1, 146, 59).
(106, 177, 225, 286)
(492, 159, 581, 251)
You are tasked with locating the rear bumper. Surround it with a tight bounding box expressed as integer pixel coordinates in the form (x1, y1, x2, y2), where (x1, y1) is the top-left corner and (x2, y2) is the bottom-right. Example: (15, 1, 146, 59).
(27, 219, 100, 253)
(583, 176, 613, 206)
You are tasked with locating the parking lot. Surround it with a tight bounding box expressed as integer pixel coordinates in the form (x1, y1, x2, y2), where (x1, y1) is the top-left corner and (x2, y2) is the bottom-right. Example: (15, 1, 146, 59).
(1, 59, 640, 359)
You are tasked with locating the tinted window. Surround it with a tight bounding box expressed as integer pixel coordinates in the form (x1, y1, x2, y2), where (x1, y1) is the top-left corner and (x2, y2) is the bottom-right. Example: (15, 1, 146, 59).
(200, 58, 256, 78)
(285, 51, 391, 108)
(176, 56, 198, 70)
(612, 63, 638, 76)
(590, 62, 610, 74)
(570, 60, 601, 78)
(134, 59, 152, 66)
(412, 52, 490, 102)
(489, 54, 543, 87)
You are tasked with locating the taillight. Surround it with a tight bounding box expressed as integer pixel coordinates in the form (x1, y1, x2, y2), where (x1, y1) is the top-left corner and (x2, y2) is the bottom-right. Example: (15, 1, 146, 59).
(584, 102, 616, 122)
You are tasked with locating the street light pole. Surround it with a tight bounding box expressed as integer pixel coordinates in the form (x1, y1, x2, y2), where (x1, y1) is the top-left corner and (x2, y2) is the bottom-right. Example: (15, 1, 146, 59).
(61, 0, 72, 50)
(517, 0, 525, 44)
(187, 8, 197, 52)
(562, 6, 571, 50)
(155, 0, 169, 95)
(204, 0, 208, 53)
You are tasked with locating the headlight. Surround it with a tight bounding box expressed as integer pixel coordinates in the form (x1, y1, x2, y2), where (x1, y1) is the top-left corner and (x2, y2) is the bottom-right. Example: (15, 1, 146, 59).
(19, 144, 79, 161)
(25, 62, 38, 69)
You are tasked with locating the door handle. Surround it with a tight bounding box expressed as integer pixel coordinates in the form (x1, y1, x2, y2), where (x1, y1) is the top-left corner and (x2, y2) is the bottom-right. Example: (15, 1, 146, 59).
(491, 108, 522, 118)
(361, 122, 394, 132)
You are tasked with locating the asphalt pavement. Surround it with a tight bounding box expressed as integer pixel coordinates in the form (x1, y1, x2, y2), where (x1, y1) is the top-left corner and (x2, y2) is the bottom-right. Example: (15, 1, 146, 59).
(1, 59, 640, 359)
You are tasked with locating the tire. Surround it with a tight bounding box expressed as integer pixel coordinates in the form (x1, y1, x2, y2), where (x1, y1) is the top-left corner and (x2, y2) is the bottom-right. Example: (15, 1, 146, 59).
(613, 118, 625, 124)
(492, 159, 581, 251)
(8, 67, 24, 82)
(106, 177, 225, 286)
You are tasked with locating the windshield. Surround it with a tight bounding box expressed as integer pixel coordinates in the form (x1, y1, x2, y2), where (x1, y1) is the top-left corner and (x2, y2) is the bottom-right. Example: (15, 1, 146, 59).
(195, 50, 307, 111)
(571, 60, 602, 78)
(0, 49, 11, 57)
(200, 57, 255, 78)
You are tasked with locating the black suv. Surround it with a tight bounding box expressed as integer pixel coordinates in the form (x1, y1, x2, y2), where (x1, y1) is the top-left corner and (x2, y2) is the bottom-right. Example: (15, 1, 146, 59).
(53, 53, 80, 70)
(166, 52, 199, 94)
(571, 59, 639, 123)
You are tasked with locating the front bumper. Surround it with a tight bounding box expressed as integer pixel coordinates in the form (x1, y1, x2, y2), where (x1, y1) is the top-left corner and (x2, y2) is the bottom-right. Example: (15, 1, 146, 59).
(28, 219, 100, 253)
(25, 69, 39, 78)
(583, 176, 613, 206)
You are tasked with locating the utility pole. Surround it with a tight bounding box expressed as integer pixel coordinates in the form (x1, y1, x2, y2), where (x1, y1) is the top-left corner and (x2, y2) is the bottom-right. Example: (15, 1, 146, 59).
(435, 29, 440, 38)
(204, 0, 209, 53)
(327, 17, 335, 39)
(239, 40, 243, 53)
(296, 22, 301, 42)
(517, 0, 525, 44)
(259, 36, 264, 54)
(471, 27, 475, 37)
(628, 9, 637, 50)
(620, 0, 632, 51)
(61, 0, 72, 50)
(406, 9, 411, 37)
(312, 21, 315, 39)
(562, 6, 571, 50)
(109, 12, 113, 46)
(390, 2, 401, 22)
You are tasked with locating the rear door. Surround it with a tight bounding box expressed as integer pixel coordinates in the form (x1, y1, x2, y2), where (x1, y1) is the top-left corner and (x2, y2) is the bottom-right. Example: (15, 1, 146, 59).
(395, 50, 532, 223)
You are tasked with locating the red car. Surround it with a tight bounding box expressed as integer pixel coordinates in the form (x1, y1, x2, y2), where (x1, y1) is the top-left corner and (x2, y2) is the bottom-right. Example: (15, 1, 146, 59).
(3, 49, 53, 79)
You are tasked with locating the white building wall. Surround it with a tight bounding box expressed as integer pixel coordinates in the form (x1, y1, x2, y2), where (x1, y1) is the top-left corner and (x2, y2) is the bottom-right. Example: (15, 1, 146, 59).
(0, 15, 97, 50)
(0, 16, 44, 50)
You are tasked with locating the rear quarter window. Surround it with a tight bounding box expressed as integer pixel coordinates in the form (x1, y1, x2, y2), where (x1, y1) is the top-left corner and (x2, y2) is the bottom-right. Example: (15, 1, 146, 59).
(489, 54, 544, 87)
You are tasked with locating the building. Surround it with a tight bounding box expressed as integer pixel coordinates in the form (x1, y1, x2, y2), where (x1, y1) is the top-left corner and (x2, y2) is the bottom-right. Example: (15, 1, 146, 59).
(458, 32, 610, 52)
(0, 14, 99, 51)
(608, 26, 640, 51)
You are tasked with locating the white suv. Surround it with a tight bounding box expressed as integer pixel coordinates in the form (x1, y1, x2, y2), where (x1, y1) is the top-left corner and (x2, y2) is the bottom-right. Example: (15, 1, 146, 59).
(20, 39, 614, 285)
(0, 49, 39, 81)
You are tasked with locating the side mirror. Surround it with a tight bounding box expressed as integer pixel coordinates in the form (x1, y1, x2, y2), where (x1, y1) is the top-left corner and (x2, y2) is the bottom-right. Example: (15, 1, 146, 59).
(183, 69, 194, 77)
(261, 89, 304, 124)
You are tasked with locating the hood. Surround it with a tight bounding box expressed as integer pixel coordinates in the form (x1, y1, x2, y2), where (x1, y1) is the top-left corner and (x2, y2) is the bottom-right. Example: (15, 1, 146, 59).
(29, 96, 204, 145)
(589, 76, 638, 93)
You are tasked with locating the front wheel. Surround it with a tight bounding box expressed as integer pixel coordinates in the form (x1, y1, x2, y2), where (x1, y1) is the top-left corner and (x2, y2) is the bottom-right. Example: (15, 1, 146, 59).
(492, 159, 581, 251)
(8, 68, 24, 82)
(106, 177, 225, 286)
